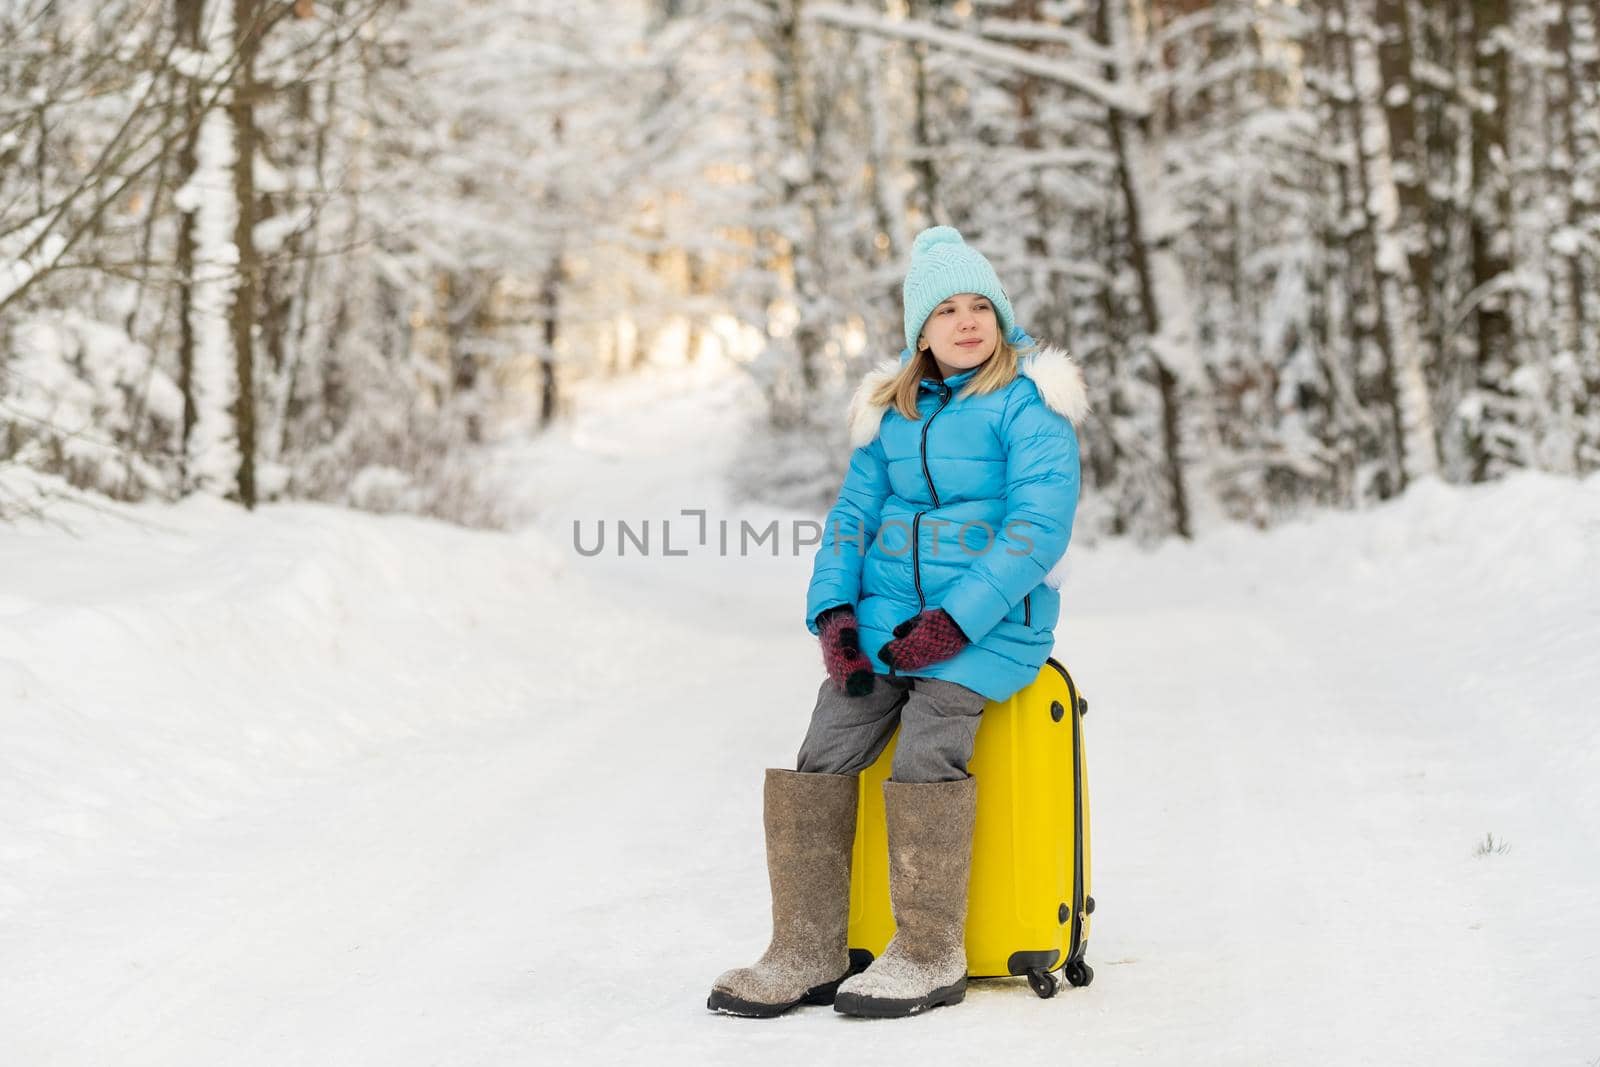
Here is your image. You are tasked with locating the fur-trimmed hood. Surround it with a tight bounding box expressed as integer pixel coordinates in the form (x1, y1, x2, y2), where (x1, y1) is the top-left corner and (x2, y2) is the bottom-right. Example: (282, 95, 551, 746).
(847, 344, 1089, 449)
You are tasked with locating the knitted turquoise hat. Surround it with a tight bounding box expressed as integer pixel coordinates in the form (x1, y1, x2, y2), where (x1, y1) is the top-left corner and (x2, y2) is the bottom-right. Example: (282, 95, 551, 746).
(901, 225, 1018, 360)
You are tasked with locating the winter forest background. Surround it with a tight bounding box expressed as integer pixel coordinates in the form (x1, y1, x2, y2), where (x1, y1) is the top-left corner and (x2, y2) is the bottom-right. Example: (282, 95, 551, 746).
(3, 0, 1597, 541)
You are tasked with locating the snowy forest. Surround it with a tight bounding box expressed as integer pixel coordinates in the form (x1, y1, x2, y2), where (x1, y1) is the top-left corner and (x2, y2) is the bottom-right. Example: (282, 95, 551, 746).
(3, 0, 1597, 541)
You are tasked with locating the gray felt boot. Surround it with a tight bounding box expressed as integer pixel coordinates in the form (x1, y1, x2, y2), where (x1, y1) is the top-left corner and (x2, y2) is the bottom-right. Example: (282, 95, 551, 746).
(707, 769, 863, 1017)
(833, 775, 976, 1019)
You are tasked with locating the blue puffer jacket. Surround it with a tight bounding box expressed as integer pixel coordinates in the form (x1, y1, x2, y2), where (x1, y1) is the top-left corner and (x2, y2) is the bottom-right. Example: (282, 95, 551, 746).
(805, 345, 1087, 701)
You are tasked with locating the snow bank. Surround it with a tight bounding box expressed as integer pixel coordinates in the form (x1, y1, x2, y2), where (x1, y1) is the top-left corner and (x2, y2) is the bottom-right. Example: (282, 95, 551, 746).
(1, 370, 1595, 1063)
(0, 471, 575, 916)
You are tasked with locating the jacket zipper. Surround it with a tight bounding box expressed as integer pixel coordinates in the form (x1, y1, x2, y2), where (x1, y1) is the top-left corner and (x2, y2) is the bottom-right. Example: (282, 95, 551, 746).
(1024, 592, 1031, 627)
(911, 512, 925, 612)
(910, 382, 953, 615)
(920, 383, 953, 509)
(897, 382, 954, 673)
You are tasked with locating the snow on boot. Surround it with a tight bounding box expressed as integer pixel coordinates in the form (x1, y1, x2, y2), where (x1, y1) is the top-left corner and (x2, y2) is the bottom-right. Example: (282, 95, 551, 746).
(833, 775, 976, 1019)
(708, 769, 863, 1017)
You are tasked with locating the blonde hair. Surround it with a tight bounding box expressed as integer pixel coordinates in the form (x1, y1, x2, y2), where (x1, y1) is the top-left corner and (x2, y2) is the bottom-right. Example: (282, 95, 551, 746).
(870, 335, 1033, 420)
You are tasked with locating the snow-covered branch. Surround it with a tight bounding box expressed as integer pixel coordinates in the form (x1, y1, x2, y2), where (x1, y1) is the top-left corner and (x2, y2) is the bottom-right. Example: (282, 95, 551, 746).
(803, 3, 1150, 118)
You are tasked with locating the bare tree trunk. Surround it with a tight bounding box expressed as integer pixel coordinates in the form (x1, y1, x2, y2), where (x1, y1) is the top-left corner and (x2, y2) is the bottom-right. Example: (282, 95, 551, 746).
(1328, 0, 1409, 495)
(1097, 0, 1193, 539)
(171, 0, 256, 500)
(444, 271, 484, 444)
(1557, 0, 1599, 429)
(174, 0, 202, 487)
(1416, 0, 1471, 427)
(1466, 0, 1515, 481)
(539, 111, 564, 427)
(1308, 0, 1372, 505)
(540, 256, 561, 428)
(1566, 0, 1600, 469)
(1356, 0, 1440, 480)
(685, 253, 707, 362)
(906, 0, 943, 224)
(1009, 0, 1069, 347)
(273, 73, 338, 461)
(1093, 236, 1131, 537)
(860, 30, 905, 302)
(1375, 0, 1432, 331)
(773, 0, 824, 392)
(1374, 0, 1449, 482)
(230, 0, 261, 508)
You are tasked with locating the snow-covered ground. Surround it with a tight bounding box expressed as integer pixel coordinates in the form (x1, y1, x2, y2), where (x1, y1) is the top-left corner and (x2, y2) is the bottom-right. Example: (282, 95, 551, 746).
(2, 355, 1597, 1065)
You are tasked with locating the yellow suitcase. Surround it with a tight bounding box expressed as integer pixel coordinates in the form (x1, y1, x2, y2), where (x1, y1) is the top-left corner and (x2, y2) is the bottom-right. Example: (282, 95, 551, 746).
(847, 658, 1094, 998)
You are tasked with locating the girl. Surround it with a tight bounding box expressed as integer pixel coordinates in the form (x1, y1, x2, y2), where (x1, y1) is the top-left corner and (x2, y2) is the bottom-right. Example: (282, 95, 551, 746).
(709, 226, 1086, 1019)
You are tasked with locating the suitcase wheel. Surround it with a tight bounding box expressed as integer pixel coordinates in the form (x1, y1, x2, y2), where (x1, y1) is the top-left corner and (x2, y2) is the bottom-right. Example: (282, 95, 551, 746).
(1026, 969, 1059, 999)
(1064, 959, 1095, 988)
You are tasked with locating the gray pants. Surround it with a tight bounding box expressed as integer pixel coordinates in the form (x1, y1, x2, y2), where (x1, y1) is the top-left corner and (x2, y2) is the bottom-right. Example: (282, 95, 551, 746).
(795, 674, 987, 784)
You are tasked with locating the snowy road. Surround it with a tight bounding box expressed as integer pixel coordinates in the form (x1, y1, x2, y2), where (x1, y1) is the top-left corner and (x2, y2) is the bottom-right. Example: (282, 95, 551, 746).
(3, 360, 1597, 1064)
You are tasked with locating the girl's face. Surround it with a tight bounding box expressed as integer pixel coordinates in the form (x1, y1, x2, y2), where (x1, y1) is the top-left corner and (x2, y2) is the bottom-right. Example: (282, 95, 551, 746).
(917, 293, 998, 379)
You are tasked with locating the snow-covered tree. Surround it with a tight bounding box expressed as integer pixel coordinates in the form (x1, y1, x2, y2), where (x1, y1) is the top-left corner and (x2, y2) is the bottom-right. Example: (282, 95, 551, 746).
(3, 0, 1596, 534)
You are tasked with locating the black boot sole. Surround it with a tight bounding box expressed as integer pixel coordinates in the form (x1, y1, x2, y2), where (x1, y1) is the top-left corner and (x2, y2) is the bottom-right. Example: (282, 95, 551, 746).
(833, 977, 967, 1019)
(706, 968, 859, 1018)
